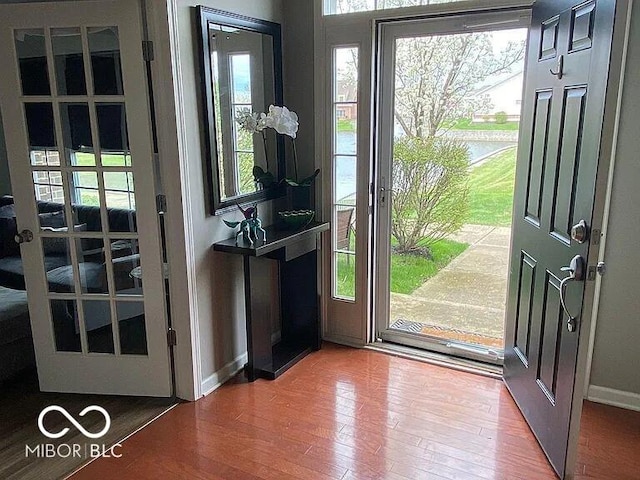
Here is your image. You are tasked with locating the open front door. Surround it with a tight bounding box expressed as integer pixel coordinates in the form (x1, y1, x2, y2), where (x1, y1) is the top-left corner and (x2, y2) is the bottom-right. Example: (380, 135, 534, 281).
(504, 0, 616, 477)
(0, 0, 171, 396)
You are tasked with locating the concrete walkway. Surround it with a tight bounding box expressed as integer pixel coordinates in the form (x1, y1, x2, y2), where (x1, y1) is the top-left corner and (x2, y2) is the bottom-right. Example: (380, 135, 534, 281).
(390, 224, 511, 346)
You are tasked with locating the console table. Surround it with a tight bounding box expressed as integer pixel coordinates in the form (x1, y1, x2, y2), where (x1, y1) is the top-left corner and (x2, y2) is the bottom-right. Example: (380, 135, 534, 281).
(213, 221, 329, 381)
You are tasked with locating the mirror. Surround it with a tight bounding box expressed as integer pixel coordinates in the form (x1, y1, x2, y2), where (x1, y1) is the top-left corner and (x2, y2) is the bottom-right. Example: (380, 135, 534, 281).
(197, 7, 285, 214)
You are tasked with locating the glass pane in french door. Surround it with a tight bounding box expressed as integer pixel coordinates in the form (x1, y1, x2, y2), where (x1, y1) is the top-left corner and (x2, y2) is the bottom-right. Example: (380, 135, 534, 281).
(17, 25, 149, 356)
(384, 28, 527, 357)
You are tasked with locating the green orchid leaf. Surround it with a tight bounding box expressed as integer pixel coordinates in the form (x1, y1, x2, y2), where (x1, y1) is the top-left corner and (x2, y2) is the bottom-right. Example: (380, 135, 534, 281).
(223, 220, 240, 229)
(299, 169, 321, 187)
(253, 166, 276, 187)
(285, 169, 320, 187)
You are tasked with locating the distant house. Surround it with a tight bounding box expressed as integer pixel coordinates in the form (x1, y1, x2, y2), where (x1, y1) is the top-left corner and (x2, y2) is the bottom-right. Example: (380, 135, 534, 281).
(335, 81, 359, 120)
(471, 70, 524, 122)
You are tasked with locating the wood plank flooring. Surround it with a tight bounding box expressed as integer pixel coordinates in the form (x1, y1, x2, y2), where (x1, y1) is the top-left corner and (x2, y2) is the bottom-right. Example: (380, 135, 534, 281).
(0, 369, 174, 480)
(71, 344, 640, 480)
(575, 401, 640, 480)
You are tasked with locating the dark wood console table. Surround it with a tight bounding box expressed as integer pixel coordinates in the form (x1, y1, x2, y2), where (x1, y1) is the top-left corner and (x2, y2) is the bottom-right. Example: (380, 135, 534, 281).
(213, 221, 329, 381)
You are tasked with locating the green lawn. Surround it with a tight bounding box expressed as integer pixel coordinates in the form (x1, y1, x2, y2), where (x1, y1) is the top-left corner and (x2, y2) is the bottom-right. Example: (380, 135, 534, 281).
(337, 119, 356, 132)
(75, 152, 131, 167)
(467, 147, 517, 227)
(72, 152, 134, 208)
(335, 238, 468, 298)
(451, 118, 520, 131)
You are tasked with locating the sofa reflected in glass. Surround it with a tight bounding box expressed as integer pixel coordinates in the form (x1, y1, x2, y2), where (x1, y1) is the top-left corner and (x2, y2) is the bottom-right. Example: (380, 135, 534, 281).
(0, 195, 140, 293)
(0, 195, 145, 380)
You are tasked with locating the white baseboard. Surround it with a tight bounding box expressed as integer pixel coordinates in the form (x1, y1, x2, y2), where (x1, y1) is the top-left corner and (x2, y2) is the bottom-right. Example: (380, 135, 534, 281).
(200, 352, 248, 397)
(587, 385, 640, 412)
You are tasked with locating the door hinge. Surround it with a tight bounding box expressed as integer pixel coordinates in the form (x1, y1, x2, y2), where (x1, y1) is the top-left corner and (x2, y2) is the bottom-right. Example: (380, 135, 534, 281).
(167, 328, 177, 347)
(142, 40, 154, 62)
(156, 194, 167, 215)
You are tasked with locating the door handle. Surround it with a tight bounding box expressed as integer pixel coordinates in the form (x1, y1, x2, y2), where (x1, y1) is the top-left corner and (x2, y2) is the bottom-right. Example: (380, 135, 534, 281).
(378, 177, 389, 207)
(550, 54, 564, 79)
(559, 254, 584, 332)
(14, 229, 34, 244)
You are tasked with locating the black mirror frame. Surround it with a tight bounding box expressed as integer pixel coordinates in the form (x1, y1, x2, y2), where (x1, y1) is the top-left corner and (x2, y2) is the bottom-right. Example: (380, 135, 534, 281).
(196, 6, 285, 215)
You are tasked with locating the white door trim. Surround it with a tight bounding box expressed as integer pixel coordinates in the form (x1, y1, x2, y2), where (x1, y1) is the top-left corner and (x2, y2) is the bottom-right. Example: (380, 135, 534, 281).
(582, 0, 634, 398)
(145, 0, 201, 401)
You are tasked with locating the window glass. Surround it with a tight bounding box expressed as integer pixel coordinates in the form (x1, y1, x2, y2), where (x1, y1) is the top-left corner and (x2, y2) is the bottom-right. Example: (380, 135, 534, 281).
(332, 47, 359, 301)
(325, 0, 467, 15)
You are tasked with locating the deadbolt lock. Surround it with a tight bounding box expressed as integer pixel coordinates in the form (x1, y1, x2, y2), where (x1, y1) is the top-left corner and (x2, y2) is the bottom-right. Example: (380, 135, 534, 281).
(571, 220, 588, 244)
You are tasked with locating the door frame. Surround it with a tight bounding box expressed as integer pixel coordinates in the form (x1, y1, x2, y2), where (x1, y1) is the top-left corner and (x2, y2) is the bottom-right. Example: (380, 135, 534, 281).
(316, 0, 538, 349)
(373, 10, 531, 365)
(144, 0, 200, 401)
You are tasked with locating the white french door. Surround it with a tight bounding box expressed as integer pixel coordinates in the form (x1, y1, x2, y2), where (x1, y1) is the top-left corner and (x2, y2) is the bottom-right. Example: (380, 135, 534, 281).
(374, 10, 530, 362)
(0, 0, 171, 396)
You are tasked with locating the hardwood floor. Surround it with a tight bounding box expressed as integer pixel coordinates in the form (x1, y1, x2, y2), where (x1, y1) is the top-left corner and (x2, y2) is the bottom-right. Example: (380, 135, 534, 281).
(71, 344, 640, 480)
(0, 369, 174, 480)
(575, 401, 640, 480)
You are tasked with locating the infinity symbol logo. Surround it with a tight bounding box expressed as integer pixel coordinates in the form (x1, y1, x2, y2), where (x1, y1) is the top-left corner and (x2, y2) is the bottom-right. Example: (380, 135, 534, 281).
(38, 405, 111, 439)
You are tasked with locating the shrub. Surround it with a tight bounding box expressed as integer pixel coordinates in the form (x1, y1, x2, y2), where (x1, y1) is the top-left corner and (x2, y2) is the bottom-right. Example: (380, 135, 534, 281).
(391, 137, 470, 254)
(494, 111, 508, 124)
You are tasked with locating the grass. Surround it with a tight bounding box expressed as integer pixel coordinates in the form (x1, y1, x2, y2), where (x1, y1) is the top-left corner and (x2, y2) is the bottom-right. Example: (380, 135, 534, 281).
(451, 118, 520, 131)
(337, 119, 356, 132)
(75, 152, 132, 167)
(467, 146, 517, 226)
(335, 238, 468, 298)
(72, 152, 134, 209)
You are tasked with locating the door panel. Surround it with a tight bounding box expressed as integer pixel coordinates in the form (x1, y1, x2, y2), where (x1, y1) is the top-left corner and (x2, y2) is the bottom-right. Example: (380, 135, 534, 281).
(525, 90, 553, 226)
(0, 1, 171, 396)
(504, 0, 615, 477)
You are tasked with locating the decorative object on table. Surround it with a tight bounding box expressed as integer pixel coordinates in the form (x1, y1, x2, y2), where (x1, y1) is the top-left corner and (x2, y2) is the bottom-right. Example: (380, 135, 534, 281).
(278, 209, 315, 230)
(223, 204, 266, 246)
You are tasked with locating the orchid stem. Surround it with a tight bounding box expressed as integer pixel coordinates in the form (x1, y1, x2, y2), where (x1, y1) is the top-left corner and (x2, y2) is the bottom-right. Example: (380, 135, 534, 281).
(261, 130, 270, 172)
(291, 138, 299, 183)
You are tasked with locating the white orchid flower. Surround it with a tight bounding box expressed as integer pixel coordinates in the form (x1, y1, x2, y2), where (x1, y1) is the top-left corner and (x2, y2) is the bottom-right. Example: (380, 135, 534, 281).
(235, 108, 265, 134)
(263, 105, 299, 138)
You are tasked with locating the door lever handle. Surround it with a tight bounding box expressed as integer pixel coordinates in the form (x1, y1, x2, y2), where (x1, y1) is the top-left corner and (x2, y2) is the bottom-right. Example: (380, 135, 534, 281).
(550, 55, 564, 79)
(559, 254, 584, 332)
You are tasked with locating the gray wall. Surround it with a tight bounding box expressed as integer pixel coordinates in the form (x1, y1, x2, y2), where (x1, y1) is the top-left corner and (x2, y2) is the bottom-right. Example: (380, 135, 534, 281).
(589, 3, 640, 397)
(0, 113, 11, 196)
(282, 0, 316, 183)
(172, 0, 283, 390)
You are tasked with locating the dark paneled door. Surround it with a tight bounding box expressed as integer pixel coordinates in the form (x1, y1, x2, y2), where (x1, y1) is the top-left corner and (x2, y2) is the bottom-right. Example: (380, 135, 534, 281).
(504, 0, 616, 477)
